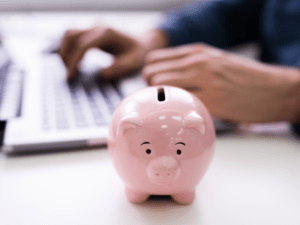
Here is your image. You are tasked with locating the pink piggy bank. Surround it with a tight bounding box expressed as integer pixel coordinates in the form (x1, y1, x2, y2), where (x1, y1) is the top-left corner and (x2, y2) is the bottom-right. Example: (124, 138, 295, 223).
(108, 86, 215, 204)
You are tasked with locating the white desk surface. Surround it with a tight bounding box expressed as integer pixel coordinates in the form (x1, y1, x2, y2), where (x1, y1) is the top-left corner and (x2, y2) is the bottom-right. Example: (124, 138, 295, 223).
(0, 12, 300, 225)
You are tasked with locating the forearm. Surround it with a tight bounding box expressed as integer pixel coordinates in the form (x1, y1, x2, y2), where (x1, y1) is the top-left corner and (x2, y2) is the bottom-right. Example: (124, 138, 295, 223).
(280, 67, 300, 123)
(256, 62, 300, 123)
(226, 55, 300, 123)
(282, 67, 300, 136)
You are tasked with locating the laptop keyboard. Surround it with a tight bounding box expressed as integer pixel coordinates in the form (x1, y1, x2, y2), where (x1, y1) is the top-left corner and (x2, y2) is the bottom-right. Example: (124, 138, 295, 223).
(42, 55, 122, 131)
(0, 64, 24, 120)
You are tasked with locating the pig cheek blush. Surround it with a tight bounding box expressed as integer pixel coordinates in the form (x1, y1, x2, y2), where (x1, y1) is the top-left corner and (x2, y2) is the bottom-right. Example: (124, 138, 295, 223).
(108, 86, 215, 204)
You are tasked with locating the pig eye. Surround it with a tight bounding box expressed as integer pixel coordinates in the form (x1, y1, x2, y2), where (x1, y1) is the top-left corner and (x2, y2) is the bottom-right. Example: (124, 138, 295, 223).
(146, 149, 151, 154)
(177, 149, 182, 155)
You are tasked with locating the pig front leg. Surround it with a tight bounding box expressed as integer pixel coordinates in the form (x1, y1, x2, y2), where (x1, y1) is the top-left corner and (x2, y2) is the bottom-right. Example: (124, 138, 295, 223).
(125, 187, 150, 203)
(172, 190, 195, 204)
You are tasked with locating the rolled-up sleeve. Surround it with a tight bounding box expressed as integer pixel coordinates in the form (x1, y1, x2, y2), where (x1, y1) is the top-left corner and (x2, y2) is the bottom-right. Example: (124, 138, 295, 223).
(159, 0, 262, 48)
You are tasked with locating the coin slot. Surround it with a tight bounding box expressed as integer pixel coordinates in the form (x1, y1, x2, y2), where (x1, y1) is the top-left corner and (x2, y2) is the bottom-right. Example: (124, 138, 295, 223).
(157, 87, 165, 102)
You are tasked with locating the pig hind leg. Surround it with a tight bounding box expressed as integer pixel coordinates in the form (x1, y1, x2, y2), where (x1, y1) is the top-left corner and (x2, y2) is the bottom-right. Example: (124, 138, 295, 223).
(125, 187, 150, 203)
(172, 190, 195, 204)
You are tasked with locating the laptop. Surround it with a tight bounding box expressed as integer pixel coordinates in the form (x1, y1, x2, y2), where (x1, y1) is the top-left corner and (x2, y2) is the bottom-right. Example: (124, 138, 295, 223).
(0, 37, 237, 154)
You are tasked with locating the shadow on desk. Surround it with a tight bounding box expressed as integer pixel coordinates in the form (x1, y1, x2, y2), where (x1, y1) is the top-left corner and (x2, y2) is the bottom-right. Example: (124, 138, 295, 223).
(119, 195, 203, 225)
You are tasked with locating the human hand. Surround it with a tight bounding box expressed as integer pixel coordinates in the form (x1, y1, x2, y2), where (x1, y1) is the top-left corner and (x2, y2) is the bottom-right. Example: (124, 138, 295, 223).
(142, 43, 300, 123)
(59, 26, 147, 82)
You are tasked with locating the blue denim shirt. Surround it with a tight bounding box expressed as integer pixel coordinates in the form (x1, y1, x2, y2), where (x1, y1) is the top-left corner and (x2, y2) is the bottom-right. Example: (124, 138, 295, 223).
(159, 0, 300, 135)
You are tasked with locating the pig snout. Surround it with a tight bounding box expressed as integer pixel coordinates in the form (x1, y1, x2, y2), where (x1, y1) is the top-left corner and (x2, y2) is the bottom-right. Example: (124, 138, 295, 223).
(146, 156, 181, 184)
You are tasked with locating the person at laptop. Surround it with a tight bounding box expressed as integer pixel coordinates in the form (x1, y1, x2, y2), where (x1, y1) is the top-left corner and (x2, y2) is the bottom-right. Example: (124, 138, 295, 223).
(59, 0, 300, 135)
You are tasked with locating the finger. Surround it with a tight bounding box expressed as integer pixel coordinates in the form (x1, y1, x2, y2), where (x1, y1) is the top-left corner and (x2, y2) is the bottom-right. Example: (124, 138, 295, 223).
(149, 72, 199, 90)
(142, 59, 187, 84)
(66, 27, 132, 81)
(65, 42, 88, 82)
(59, 29, 85, 65)
(65, 28, 112, 81)
(82, 27, 137, 55)
(146, 43, 208, 64)
(76, 27, 111, 50)
(101, 54, 142, 80)
(143, 52, 210, 84)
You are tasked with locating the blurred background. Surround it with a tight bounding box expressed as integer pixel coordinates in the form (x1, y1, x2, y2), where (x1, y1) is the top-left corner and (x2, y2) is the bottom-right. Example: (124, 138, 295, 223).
(0, 0, 195, 11)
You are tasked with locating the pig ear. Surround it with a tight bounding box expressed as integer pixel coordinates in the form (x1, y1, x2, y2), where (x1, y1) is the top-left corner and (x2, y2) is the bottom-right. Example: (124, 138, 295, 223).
(184, 111, 205, 135)
(117, 113, 141, 137)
